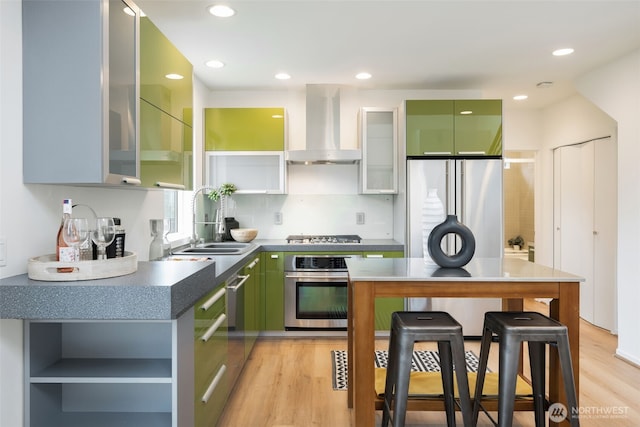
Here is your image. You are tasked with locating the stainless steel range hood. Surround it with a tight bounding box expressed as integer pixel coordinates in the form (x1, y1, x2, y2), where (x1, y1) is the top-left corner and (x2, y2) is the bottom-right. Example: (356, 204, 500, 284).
(286, 85, 361, 164)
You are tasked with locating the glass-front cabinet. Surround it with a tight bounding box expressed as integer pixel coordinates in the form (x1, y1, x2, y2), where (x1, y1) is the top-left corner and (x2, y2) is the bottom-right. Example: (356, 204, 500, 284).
(360, 107, 398, 194)
(205, 108, 286, 194)
(206, 152, 286, 194)
(406, 100, 502, 157)
(23, 0, 141, 186)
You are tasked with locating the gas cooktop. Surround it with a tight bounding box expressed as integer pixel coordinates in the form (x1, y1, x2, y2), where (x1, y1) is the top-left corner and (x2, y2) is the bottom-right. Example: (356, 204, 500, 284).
(285, 235, 362, 244)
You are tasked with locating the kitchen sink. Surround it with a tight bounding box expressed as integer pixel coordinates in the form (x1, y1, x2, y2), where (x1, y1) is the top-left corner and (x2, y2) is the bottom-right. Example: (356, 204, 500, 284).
(171, 242, 254, 256)
(199, 243, 249, 250)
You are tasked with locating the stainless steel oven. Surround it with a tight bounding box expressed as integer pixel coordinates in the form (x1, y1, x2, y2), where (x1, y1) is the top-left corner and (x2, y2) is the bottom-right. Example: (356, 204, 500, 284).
(284, 254, 361, 330)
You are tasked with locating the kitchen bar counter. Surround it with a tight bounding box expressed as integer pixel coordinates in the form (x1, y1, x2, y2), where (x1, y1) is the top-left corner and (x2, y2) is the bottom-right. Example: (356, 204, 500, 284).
(345, 257, 583, 427)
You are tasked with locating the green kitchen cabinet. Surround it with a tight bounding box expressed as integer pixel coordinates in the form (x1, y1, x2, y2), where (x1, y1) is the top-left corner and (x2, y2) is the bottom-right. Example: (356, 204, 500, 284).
(362, 251, 405, 331)
(194, 282, 228, 427)
(140, 99, 192, 189)
(23, 0, 141, 186)
(139, 16, 193, 190)
(262, 252, 285, 331)
(204, 108, 285, 151)
(406, 100, 502, 157)
(140, 17, 192, 123)
(204, 108, 287, 193)
(242, 256, 262, 359)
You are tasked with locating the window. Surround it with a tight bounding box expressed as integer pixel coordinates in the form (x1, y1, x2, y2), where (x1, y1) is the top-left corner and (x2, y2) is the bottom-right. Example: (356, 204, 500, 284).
(163, 190, 192, 245)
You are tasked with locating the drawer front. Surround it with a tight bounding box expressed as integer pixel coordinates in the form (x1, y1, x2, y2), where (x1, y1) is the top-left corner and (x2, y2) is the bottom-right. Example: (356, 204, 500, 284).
(195, 364, 228, 427)
(194, 284, 228, 412)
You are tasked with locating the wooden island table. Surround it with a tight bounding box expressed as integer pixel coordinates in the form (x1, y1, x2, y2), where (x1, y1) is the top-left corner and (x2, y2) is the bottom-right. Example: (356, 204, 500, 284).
(345, 257, 583, 426)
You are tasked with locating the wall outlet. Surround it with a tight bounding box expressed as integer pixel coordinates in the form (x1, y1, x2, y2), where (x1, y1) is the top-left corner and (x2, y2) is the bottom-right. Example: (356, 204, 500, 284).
(356, 212, 365, 225)
(274, 212, 283, 225)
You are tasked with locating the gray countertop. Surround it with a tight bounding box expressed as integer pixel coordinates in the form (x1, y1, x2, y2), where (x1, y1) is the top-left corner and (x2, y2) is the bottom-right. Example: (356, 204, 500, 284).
(0, 240, 403, 320)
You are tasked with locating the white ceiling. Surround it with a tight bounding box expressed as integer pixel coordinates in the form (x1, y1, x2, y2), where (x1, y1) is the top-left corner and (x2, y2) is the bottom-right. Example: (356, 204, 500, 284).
(136, 0, 640, 109)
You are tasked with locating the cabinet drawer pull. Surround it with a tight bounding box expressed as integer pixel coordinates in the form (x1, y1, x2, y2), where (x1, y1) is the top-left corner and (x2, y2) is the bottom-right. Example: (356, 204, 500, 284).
(227, 275, 249, 291)
(365, 254, 384, 258)
(154, 181, 185, 190)
(270, 254, 279, 259)
(200, 287, 226, 312)
(423, 151, 452, 155)
(248, 258, 259, 269)
(201, 364, 227, 403)
(457, 151, 486, 155)
(201, 313, 227, 342)
(121, 177, 141, 186)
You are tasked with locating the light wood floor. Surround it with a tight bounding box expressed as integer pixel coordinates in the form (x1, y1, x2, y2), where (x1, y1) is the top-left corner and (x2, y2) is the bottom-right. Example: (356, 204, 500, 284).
(218, 301, 640, 426)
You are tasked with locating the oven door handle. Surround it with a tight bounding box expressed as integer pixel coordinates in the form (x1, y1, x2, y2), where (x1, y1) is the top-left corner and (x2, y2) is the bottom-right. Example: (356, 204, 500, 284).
(285, 274, 349, 280)
(227, 274, 250, 292)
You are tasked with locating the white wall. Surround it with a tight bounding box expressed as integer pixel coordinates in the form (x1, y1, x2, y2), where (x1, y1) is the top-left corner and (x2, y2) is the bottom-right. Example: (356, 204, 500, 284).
(575, 49, 640, 365)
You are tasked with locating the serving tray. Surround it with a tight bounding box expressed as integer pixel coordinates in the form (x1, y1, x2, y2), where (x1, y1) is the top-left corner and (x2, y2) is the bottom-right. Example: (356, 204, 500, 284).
(27, 251, 138, 281)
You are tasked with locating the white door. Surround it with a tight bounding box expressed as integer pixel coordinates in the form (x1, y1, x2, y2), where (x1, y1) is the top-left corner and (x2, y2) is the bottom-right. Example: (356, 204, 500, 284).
(593, 139, 617, 332)
(553, 138, 616, 331)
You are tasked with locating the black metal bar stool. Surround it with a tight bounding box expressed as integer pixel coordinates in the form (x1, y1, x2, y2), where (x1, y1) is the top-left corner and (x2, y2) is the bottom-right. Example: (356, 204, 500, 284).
(382, 311, 473, 427)
(472, 311, 579, 427)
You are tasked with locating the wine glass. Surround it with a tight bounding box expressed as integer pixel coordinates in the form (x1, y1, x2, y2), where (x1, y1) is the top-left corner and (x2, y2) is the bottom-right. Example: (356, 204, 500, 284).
(62, 218, 89, 261)
(91, 217, 116, 260)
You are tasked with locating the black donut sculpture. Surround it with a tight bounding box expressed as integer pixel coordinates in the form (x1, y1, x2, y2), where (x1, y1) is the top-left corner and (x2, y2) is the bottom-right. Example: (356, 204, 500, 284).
(427, 215, 476, 268)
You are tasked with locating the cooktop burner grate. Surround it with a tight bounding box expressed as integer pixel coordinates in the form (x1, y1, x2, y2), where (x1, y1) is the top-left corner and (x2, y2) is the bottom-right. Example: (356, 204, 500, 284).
(286, 235, 362, 244)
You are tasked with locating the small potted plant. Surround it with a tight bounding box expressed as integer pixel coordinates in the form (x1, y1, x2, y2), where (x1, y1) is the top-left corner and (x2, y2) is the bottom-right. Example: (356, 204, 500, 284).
(508, 235, 525, 251)
(207, 183, 237, 216)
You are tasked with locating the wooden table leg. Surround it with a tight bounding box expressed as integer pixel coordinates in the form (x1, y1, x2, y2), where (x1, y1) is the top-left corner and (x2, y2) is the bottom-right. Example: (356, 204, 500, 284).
(352, 281, 376, 426)
(549, 281, 580, 426)
(347, 278, 354, 408)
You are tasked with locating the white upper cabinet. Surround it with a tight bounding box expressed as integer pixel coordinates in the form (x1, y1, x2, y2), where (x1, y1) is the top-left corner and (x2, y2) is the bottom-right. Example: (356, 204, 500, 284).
(359, 108, 398, 194)
(23, 0, 141, 187)
(206, 152, 286, 194)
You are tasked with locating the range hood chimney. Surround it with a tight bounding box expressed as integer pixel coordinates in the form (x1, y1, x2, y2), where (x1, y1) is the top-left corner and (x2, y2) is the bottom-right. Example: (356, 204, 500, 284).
(286, 84, 361, 164)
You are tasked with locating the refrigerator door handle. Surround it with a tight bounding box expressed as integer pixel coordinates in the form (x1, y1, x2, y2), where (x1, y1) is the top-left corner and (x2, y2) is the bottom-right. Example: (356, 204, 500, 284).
(460, 159, 465, 221)
(445, 160, 451, 213)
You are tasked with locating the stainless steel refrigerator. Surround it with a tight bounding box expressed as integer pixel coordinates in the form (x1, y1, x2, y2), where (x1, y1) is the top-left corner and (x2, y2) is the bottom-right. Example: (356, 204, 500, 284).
(406, 158, 503, 336)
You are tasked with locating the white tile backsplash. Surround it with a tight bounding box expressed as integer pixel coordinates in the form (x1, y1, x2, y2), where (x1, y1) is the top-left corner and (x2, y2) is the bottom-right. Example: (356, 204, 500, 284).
(228, 193, 394, 239)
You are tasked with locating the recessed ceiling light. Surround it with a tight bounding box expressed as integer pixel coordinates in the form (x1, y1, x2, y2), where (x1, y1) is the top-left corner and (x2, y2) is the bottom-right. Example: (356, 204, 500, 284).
(459, 110, 473, 115)
(208, 5, 235, 18)
(275, 73, 291, 80)
(513, 95, 528, 101)
(552, 48, 574, 56)
(355, 72, 372, 80)
(165, 73, 184, 80)
(205, 60, 225, 69)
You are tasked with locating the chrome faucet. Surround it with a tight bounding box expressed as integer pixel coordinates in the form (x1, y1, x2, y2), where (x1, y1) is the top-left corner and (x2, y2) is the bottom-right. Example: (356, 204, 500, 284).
(191, 186, 223, 247)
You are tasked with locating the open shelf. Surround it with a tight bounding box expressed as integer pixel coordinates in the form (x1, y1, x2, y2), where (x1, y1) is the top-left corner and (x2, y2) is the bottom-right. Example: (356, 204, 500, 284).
(30, 358, 172, 383)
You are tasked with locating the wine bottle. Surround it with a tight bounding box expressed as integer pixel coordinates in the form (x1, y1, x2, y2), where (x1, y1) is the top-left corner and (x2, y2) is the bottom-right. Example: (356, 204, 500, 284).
(56, 199, 75, 272)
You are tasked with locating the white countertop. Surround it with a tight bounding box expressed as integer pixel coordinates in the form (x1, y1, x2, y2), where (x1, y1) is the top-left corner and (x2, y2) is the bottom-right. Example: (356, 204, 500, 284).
(345, 257, 584, 282)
